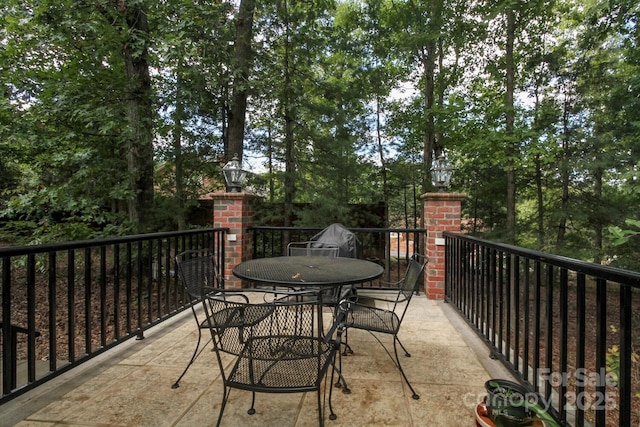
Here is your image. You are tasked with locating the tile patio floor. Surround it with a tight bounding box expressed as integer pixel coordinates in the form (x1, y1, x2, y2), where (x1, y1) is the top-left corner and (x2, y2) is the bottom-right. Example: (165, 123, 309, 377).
(1, 295, 515, 427)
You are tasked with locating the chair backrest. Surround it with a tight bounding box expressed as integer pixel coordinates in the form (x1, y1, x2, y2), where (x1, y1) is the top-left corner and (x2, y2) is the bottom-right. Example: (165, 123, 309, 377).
(207, 294, 323, 355)
(287, 241, 339, 257)
(205, 290, 337, 388)
(175, 250, 221, 299)
(398, 253, 428, 305)
(203, 289, 345, 427)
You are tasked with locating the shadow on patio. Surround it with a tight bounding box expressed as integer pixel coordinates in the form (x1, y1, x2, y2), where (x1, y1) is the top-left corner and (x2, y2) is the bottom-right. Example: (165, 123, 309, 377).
(2, 295, 513, 427)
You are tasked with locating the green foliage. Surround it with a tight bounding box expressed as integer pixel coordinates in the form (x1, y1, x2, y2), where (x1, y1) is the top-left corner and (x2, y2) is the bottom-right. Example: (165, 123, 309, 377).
(0, 0, 638, 271)
(487, 380, 560, 427)
(609, 219, 640, 246)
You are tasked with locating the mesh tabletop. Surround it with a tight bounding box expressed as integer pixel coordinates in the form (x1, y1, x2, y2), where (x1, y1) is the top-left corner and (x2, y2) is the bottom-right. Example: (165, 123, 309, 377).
(232, 256, 384, 286)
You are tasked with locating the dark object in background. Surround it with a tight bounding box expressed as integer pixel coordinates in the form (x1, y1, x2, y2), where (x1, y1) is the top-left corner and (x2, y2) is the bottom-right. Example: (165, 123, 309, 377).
(311, 223, 361, 258)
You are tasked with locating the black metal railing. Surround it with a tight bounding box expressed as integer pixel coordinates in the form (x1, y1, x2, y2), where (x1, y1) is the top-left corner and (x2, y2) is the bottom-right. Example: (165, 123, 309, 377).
(445, 232, 640, 427)
(0, 228, 227, 404)
(249, 226, 426, 286)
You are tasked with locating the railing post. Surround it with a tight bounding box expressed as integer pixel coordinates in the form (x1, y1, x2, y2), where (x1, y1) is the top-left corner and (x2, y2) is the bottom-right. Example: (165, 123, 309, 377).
(421, 192, 466, 300)
(208, 192, 262, 289)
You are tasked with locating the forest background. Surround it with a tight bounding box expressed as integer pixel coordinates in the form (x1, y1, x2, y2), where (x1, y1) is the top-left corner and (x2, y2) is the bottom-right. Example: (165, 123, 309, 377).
(1, 0, 639, 270)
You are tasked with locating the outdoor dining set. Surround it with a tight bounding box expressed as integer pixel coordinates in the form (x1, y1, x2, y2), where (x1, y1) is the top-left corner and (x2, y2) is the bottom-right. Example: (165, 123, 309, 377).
(170, 224, 428, 427)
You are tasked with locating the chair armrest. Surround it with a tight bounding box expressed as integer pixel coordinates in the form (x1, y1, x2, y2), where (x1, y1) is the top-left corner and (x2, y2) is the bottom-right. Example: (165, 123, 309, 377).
(209, 287, 321, 304)
(352, 292, 408, 305)
(378, 278, 403, 287)
(202, 286, 221, 295)
(253, 287, 325, 303)
(357, 294, 395, 304)
(205, 289, 250, 303)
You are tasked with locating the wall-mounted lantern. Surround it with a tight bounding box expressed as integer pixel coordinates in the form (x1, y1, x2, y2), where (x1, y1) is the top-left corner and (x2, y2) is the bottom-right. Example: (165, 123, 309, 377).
(431, 154, 454, 192)
(222, 153, 248, 193)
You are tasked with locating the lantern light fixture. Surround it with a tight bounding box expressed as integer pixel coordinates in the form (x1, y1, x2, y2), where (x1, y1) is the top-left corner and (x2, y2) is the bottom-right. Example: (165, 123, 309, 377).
(222, 153, 249, 193)
(431, 153, 454, 192)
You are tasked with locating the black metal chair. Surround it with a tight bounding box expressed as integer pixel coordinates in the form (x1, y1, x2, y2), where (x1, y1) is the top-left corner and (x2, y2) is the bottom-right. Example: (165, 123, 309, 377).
(338, 253, 427, 400)
(287, 241, 340, 257)
(205, 289, 345, 427)
(283, 241, 342, 301)
(171, 250, 223, 389)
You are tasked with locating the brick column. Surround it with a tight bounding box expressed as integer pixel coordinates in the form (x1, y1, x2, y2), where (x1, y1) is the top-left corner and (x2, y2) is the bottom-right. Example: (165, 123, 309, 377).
(421, 192, 466, 300)
(209, 192, 261, 289)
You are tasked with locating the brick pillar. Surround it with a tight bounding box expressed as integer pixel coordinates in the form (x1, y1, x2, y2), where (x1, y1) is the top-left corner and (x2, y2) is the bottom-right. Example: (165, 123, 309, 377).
(421, 192, 466, 300)
(210, 192, 261, 289)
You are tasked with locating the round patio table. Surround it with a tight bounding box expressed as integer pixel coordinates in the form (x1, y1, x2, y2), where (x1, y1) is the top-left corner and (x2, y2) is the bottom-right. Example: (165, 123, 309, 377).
(232, 256, 384, 286)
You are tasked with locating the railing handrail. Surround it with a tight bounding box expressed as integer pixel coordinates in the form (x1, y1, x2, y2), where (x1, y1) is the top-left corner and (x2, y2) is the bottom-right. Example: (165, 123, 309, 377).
(445, 231, 639, 426)
(0, 228, 229, 256)
(250, 225, 426, 232)
(446, 232, 640, 287)
(1, 227, 228, 405)
(2, 225, 423, 405)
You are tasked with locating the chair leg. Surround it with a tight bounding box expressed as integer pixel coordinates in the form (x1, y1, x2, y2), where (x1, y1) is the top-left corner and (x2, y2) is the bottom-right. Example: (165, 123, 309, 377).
(333, 351, 351, 394)
(363, 331, 419, 400)
(393, 336, 419, 400)
(396, 335, 412, 357)
(248, 392, 256, 415)
(216, 386, 231, 427)
(172, 328, 203, 388)
(317, 389, 325, 427)
(331, 305, 352, 356)
(327, 360, 338, 421)
(341, 329, 353, 356)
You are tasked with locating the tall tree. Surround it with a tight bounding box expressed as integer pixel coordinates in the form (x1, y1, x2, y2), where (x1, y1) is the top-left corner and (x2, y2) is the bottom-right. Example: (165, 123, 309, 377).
(504, 6, 517, 243)
(118, 1, 155, 231)
(227, 0, 257, 160)
(153, 0, 234, 229)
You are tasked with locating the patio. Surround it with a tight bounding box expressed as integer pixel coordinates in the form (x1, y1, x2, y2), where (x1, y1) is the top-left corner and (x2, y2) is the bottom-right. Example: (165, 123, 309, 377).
(1, 294, 513, 427)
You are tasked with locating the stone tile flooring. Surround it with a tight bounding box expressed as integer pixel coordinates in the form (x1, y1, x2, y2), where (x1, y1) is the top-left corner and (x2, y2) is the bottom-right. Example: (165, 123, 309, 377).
(2, 295, 514, 427)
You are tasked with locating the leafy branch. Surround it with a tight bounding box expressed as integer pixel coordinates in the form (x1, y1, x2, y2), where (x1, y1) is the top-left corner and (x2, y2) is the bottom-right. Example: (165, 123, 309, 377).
(608, 219, 640, 246)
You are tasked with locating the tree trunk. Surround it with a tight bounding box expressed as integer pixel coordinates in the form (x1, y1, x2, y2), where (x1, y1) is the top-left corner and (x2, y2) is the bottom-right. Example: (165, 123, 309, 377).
(533, 85, 544, 249)
(284, 109, 295, 227)
(410, 0, 442, 194)
(173, 58, 186, 230)
(375, 96, 389, 228)
(227, 0, 256, 160)
(421, 0, 443, 194)
(535, 154, 544, 248)
(593, 166, 603, 262)
(122, 3, 154, 232)
(436, 37, 446, 155)
(423, 45, 435, 194)
(505, 8, 517, 244)
(556, 83, 571, 251)
(267, 121, 275, 202)
(282, 0, 295, 227)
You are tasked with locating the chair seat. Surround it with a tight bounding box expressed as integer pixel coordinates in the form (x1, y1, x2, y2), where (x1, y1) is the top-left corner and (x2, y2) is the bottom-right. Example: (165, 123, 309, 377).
(208, 304, 274, 328)
(227, 336, 333, 392)
(197, 307, 250, 329)
(345, 304, 401, 334)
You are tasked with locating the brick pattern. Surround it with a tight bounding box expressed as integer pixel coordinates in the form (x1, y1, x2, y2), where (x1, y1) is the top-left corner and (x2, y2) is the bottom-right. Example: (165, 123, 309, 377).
(210, 192, 259, 289)
(421, 192, 466, 300)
